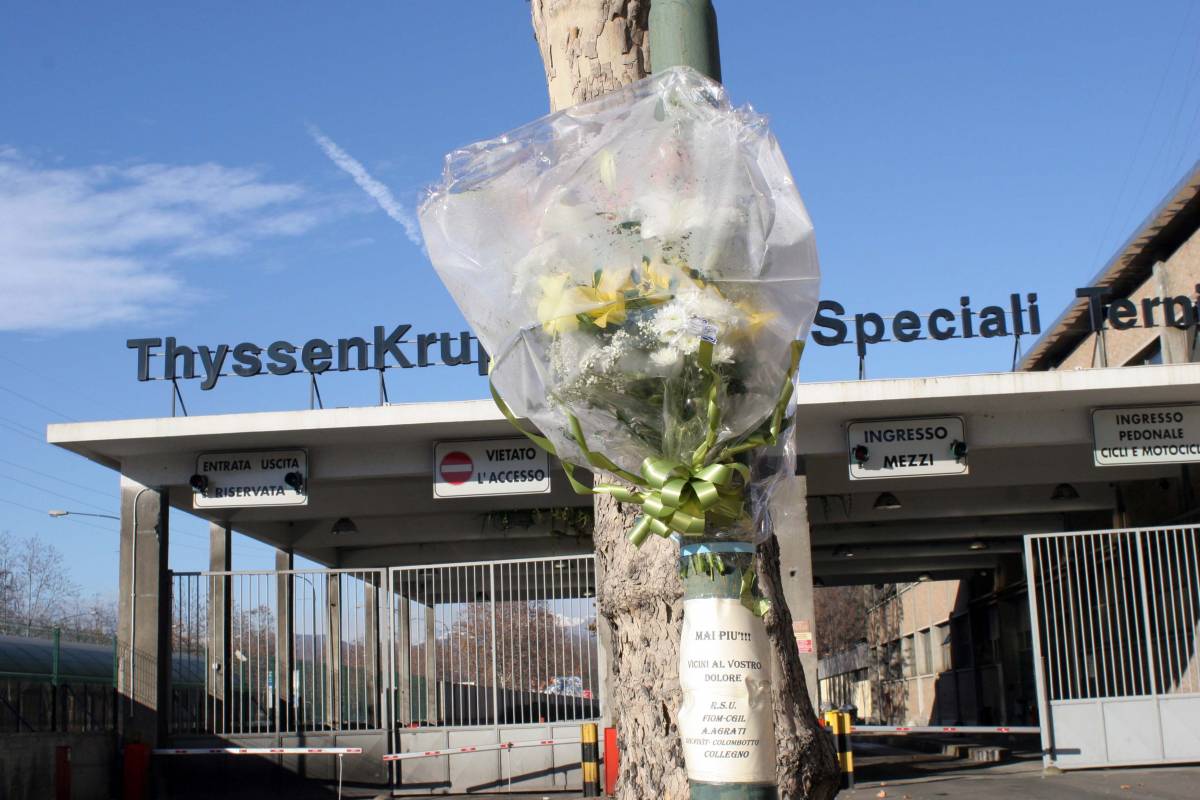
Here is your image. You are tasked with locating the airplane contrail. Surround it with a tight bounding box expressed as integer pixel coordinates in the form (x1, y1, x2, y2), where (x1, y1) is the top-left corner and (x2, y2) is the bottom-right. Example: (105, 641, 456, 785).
(308, 125, 422, 247)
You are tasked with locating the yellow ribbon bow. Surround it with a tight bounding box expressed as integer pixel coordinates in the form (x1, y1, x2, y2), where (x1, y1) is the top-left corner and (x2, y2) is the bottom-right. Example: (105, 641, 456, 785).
(620, 457, 748, 546)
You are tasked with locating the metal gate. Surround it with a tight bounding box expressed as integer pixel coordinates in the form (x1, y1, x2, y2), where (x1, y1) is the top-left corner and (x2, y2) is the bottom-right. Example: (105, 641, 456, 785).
(168, 556, 600, 794)
(388, 555, 600, 794)
(1025, 526, 1200, 769)
(170, 568, 385, 737)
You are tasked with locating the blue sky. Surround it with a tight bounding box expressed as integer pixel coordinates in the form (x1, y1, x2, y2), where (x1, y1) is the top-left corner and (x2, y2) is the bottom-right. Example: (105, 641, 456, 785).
(2, 1, 1199, 596)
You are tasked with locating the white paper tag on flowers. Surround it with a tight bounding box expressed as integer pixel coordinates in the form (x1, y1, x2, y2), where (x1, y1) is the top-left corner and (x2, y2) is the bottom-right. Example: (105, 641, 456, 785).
(688, 317, 719, 344)
(678, 597, 777, 784)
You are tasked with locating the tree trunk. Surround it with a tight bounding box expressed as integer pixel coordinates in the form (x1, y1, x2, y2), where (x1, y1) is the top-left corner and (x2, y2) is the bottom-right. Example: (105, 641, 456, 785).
(593, 478, 691, 798)
(529, 3, 839, 798)
(531, 0, 651, 112)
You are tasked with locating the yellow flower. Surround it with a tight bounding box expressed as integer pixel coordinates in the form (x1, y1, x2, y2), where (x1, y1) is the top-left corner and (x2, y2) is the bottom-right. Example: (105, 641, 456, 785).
(537, 273, 581, 334)
(736, 300, 778, 334)
(577, 268, 632, 328)
(638, 258, 676, 296)
(538, 269, 634, 333)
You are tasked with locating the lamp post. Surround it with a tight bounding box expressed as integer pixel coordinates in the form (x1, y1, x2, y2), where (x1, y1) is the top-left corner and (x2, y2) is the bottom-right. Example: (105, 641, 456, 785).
(48, 510, 119, 521)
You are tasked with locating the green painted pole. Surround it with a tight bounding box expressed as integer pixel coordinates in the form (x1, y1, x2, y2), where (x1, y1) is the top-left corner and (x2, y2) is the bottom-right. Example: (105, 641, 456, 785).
(679, 544, 778, 799)
(649, 7, 779, 799)
(649, 0, 722, 82)
(52, 627, 61, 732)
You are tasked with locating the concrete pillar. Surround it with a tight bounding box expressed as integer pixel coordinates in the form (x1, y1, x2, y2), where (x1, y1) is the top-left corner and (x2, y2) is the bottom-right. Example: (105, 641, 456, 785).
(117, 477, 170, 746)
(1155, 262, 1191, 364)
(275, 548, 294, 731)
(363, 572, 382, 729)
(326, 573, 342, 729)
(208, 522, 232, 733)
(424, 603, 438, 724)
(396, 593, 411, 726)
(596, 615, 613, 727)
(772, 469, 819, 709)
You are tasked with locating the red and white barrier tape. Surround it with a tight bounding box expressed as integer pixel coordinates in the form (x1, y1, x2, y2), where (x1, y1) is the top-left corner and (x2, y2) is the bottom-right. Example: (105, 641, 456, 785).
(153, 747, 363, 756)
(843, 725, 1039, 735)
(383, 738, 581, 762)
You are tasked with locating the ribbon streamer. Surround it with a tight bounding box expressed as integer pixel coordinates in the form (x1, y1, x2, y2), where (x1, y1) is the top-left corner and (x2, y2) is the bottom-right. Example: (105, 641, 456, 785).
(489, 340, 804, 549)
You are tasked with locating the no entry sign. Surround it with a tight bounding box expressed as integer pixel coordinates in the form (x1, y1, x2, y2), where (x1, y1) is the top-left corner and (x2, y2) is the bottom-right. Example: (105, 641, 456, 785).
(438, 451, 474, 485)
(433, 438, 551, 499)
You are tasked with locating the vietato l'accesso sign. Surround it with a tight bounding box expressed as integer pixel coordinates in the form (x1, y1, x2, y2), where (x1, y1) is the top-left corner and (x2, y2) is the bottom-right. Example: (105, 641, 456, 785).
(433, 439, 551, 498)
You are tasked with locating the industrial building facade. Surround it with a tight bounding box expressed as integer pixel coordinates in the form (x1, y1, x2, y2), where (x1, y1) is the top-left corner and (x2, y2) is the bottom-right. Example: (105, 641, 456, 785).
(816, 162, 1200, 766)
(39, 164, 1200, 793)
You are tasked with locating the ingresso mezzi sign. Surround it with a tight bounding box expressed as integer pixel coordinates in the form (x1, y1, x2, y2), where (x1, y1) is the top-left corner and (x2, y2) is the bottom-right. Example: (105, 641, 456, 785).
(1092, 404, 1200, 466)
(846, 416, 968, 480)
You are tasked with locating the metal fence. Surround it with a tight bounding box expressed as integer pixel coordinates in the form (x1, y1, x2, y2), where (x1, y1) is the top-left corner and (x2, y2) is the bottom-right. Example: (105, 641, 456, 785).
(169, 557, 601, 739)
(0, 622, 117, 733)
(171, 568, 384, 736)
(390, 555, 600, 729)
(1027, 527, 1200, 701)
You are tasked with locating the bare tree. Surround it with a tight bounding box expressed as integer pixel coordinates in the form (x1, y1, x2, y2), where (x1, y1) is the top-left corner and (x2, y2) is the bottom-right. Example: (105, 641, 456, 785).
(0, 531, 79, 629)
(527, 4, 837, 798)
(442, 601, 598, 694)
(0, 532, 15, 620)
(813, 585, 871, 659)
(65, 593, 119, 638)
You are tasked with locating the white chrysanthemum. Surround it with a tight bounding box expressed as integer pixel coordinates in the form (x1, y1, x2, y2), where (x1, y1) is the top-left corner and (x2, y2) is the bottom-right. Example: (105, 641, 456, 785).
(651, 301, 690, 341)
(713, 344, 736, 364)
(650, 347, 681, 368)
(677, 285, 742, 330)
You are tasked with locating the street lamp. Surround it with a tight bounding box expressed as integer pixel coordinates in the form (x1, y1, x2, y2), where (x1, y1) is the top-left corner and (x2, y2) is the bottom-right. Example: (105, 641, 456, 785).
(48, 510, 119, 521)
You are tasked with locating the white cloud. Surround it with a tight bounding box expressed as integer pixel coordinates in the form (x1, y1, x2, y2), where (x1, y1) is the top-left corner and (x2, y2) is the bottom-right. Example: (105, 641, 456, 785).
(308, 126, 423, 247)
(0, 149, 322, 332)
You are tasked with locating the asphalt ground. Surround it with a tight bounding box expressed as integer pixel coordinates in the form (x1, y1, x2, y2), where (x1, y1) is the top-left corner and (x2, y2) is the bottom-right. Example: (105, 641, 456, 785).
(437, 741, 1200, 799)
(192, 740, 1196, 798)
(839, 740, 1200, 800)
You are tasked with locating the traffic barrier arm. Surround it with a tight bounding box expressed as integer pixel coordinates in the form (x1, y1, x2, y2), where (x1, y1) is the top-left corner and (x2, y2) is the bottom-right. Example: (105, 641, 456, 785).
(846, 725, 1040, 735)
(152, 747, 363, 755)
(382, 737, 581, 762)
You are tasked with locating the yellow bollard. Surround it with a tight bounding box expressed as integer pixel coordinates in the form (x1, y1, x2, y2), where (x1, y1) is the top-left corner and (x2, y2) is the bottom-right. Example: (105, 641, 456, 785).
(581, 722, 600, 797)
(823, 710, 855, 790)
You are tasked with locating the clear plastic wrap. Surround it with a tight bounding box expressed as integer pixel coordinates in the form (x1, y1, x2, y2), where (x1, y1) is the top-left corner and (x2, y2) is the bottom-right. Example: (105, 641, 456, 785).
(419, 67, 819, 545)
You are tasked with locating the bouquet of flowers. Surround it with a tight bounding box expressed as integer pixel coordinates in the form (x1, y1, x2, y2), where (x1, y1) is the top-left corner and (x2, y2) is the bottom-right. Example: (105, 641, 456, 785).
(419, 66, 819, 550)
